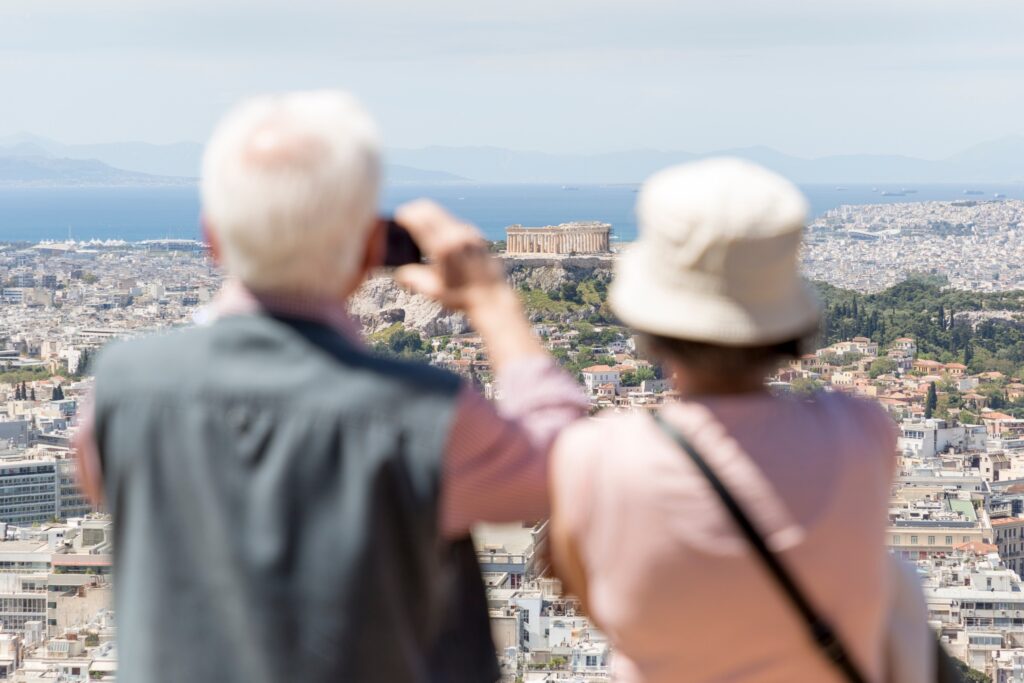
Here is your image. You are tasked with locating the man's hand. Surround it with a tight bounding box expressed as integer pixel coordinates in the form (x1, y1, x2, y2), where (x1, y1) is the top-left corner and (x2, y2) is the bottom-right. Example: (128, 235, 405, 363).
(392, 200, 507, 314)
(392, 199, 545, 371)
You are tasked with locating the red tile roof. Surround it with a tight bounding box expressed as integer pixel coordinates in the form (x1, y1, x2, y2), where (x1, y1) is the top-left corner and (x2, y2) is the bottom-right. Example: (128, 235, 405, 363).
(582, 365, 616, 373)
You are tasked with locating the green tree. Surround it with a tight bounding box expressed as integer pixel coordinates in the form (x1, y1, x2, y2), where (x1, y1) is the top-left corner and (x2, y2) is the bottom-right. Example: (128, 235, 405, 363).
(0, 366, 49, 386)
(868, 357, 897, 378)
(976, 377, 1008, 406)
(73, 347, 93, 378)
(387, 329, 425, 355)
(952, 658, 992, 682)
(925, 382, 938, 419)
(634, 366, 656, 384)
(790, 377, 822, 396)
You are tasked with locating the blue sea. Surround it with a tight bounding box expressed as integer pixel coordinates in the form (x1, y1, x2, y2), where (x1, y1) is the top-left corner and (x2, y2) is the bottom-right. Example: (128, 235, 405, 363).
(0, 183, 1023, 243)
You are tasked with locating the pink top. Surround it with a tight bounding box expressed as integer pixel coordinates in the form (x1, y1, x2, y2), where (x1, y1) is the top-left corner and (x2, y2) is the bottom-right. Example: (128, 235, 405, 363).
(552, 391, 897, 683)
(76, 280, 590, 539)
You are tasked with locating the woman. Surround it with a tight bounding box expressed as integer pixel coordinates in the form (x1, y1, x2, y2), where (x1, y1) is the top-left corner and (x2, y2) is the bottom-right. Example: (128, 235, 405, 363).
(549, 158, 901, 682)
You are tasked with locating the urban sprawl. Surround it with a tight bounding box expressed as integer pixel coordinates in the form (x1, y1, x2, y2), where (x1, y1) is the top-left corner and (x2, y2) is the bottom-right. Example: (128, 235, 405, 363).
(3, 200, 1024, 680)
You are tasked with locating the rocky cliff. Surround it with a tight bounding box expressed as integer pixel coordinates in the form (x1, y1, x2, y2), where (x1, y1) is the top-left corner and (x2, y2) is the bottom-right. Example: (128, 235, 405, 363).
(503, 255, 614, 291)
(349, 256, 616, 336)
(349, 276, 469, 337)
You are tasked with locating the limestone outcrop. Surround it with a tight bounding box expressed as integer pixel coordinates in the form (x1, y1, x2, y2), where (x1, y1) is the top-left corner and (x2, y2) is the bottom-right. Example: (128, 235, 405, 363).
(349, 276, 469, 337)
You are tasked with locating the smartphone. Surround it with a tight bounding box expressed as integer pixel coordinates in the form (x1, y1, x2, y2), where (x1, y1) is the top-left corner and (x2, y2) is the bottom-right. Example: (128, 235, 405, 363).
(382, 218, 423, 267)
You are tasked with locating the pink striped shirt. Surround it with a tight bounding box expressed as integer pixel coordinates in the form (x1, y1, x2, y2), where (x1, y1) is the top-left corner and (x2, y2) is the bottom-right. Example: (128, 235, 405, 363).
(552, 392, 897, 682)
(76, 280, 589, 538)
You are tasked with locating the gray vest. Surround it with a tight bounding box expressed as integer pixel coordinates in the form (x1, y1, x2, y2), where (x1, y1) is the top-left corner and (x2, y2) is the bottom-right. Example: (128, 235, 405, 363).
(93, 314, 496, 682)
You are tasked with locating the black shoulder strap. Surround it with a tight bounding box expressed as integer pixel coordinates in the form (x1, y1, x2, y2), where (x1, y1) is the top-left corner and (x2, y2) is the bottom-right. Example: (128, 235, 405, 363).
(652, 413, 868, 683)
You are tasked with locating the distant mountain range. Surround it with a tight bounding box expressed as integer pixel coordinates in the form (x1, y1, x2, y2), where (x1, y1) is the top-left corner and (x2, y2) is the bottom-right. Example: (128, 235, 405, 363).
(387, 138, 1024, 184)
(0, 134, 464, 187)
(2, 132, 1024, 186)
(0, 156, 194, 188)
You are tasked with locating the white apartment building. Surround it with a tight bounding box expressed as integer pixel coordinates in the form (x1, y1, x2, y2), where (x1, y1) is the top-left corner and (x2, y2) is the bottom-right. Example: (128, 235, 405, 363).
(0, 452, 91, 526)
(898, 419, 986, 459)
(993, 518, 1024, 577)
(581, 365, 620, 393)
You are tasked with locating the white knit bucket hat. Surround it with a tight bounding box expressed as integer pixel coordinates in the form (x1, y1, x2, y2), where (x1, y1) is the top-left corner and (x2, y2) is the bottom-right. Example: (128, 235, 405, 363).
(609, 158, 821, 345)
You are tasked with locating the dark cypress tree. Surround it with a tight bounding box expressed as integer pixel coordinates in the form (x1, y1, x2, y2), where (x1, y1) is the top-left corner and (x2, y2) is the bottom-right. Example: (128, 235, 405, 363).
(925, 382, 938, 419)
(51, 384, 64, 401)
(964, 342, 973, 367)
(14, 384, 22, 401)
(29, 387, 35, 401)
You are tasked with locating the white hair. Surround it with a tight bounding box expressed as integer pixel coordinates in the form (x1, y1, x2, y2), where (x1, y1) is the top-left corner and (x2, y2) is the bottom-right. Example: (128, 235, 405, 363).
(201, 90, 381, 297)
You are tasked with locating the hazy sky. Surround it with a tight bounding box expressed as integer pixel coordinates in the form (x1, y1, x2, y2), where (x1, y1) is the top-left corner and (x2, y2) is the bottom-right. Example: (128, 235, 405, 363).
(2, 0, 1023, 157)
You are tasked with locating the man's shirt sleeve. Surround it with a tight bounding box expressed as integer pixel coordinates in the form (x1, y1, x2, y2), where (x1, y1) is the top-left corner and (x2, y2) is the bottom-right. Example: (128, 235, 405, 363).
(440, 356, 590, 538)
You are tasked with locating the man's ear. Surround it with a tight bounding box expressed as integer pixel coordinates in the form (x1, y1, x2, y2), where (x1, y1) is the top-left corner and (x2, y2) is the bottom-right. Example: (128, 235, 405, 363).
(201, 216, 222, 266)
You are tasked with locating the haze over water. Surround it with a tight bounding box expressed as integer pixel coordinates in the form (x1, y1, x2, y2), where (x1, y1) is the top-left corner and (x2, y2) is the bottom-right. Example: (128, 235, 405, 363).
(0, 183, 1022, 243)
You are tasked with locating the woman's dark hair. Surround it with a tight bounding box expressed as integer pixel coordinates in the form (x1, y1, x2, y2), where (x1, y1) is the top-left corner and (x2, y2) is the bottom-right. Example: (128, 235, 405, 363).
(641, 332, 809, 376)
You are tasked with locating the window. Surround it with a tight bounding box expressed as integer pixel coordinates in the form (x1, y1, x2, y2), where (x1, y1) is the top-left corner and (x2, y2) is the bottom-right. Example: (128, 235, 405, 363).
(928, 536, 936, 545)
(893, 535, 901, 545)
(911, 536, 918, 544)
(946, 536, 953, 545)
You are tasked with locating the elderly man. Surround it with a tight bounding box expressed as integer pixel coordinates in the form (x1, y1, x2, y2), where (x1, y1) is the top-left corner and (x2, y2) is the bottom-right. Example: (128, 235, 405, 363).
(74, 91, 587, 682)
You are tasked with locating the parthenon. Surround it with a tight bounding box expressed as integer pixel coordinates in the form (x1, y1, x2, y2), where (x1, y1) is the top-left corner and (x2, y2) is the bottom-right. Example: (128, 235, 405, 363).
(505, 222, 611, 256)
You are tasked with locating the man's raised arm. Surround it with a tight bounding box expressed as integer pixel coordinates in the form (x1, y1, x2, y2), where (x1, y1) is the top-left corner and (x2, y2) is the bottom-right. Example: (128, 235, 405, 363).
(394, 200, 590, 537)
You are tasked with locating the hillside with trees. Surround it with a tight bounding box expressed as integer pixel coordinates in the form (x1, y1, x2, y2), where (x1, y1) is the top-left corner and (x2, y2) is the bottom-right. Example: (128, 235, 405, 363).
(816, 275, 1024, 377)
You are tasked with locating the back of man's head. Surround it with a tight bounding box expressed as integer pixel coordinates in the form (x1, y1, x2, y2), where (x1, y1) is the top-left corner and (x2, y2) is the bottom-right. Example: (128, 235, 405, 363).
(201, 90, 380, 297)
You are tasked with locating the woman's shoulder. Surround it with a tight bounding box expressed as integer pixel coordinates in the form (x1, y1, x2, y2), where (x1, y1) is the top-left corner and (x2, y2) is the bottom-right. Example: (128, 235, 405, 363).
(804, 390, 895, 428)
(551, 411, 662, 502)
(803, 390, 899, 464)
(554, 411, 650, 466)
